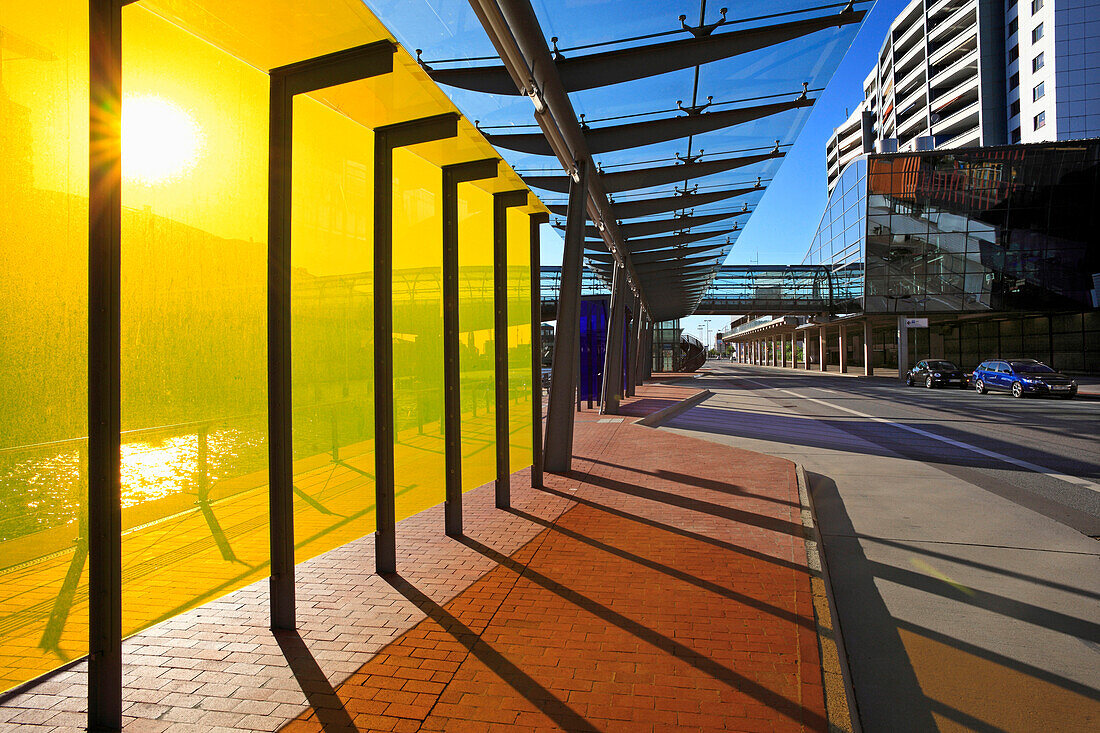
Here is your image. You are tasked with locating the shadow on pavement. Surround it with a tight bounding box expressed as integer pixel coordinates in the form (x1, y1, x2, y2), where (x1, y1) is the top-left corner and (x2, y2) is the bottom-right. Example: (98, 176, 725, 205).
(275, 629, 357, 732)
(566, 469, 807, 538)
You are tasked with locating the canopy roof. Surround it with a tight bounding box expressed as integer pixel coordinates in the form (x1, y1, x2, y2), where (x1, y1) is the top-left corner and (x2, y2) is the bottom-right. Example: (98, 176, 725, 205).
(366, 0, 870, 320)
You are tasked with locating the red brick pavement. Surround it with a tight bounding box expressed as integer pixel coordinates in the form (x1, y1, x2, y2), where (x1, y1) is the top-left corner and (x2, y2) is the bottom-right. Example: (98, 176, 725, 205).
(286, 410, 823, 733)
(0, 384, 823, 732)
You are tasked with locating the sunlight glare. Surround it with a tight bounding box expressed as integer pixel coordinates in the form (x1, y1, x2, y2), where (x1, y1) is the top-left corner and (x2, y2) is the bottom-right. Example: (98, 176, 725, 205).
(122, 95, 205, 185)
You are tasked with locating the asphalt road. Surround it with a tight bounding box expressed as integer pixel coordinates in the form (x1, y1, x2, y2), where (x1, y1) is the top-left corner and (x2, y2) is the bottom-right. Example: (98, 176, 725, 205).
(706, 363, 1100, 537)
(659, 361, 1100, 732)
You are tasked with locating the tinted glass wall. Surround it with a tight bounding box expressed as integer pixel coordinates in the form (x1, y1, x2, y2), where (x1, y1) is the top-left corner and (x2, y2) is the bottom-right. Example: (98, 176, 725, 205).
(864, 143, 1100, 313)
(0, 0, 543, 693)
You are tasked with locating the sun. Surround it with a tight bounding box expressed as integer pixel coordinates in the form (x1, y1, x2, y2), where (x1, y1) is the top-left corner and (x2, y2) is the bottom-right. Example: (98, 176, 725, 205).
(122, 95, 205, 185)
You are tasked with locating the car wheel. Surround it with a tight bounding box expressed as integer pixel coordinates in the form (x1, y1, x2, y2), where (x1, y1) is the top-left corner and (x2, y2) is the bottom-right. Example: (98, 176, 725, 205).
(1011, 382, 1024, 398)
(925, 376, 934, 389)
(905, 374, 913, 386)
(975, 379, 987, 395)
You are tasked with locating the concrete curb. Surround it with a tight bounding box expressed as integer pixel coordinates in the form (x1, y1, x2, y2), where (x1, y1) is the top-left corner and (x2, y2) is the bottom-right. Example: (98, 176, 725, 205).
(796, 464, 862, 733)
(635, 389, 713, 427)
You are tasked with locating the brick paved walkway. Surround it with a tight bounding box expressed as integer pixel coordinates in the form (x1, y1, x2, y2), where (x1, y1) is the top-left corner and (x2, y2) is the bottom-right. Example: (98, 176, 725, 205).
(1, 385, 824, 732)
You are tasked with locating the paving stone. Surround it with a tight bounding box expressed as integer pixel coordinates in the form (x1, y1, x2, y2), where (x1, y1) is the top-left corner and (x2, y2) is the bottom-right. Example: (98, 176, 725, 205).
(0, 384, 824, 732)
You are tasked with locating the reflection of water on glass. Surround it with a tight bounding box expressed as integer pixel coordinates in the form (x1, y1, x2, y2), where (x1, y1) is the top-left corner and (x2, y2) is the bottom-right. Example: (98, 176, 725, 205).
(0, 422, 268, 543)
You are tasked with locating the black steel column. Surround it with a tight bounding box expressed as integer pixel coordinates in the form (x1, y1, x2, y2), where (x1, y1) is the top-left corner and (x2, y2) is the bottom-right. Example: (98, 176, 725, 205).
(642, 319, 651, 376)
(374, 114, 459, 574)
(599, 265, 626, 415)
(266, 70, 296, 631)
(267, 40, 395, 617)
(530, 213, 549, 489)
(544, 160, 588, 472)
(493, 190, 530, 510)
(89, 0, 122, 727)
(441, 159, 498, 537)
(624, 293, 639, 398)
(633, 308, 648, 388)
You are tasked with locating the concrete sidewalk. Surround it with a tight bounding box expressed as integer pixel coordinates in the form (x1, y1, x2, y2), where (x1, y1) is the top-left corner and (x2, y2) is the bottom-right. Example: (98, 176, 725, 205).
(1, 384, 833, 732)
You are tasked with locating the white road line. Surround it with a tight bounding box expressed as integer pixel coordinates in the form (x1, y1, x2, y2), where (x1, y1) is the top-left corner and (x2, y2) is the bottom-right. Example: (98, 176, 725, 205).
(734, 376, 1100, 494)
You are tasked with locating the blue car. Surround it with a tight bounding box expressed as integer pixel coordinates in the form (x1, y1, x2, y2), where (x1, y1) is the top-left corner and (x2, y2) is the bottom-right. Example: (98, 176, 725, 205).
(971, 359, 1078, 399)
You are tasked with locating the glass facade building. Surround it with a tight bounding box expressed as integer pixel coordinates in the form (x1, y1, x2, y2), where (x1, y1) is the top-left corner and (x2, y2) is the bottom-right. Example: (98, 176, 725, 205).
(805, 140, 1100, 371)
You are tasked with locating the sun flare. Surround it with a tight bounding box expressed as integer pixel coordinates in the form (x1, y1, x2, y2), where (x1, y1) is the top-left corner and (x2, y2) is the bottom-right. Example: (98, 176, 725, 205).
(122, 95, 205, 185)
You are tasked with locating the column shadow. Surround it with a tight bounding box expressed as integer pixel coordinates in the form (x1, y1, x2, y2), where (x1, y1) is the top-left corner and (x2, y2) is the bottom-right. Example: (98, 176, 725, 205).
(382, 575, 598, 733)
(274, 629, 357, 732)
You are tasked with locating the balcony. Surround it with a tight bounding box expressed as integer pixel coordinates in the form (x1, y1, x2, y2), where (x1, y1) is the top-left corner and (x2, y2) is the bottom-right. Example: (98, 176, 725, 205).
(928, 0, 977, 44)
(929, 25, 978, 68)
(931, 45, 978, 89)
(894, 38, 926, 80)
(932, 98, 981, 142)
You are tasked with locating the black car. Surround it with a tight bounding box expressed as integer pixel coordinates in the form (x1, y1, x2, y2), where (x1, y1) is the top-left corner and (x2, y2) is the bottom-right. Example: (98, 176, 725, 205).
(971, 359, 1078, 398)
(905, 359, 968, 389)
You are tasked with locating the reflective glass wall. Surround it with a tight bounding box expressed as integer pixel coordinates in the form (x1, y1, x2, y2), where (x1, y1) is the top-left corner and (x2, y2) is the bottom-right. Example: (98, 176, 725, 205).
(0, 0, 544, 694)
(863, 144, 1100, 314)
(804, 156, 866, 309)
(0, 0, 89, 690)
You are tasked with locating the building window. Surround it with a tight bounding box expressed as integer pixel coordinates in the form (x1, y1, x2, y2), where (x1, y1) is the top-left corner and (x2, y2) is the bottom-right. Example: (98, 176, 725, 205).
(1033, 81, 1045, 101)
(1010, 72, 1020, 90)
(1032, 23, 1044, 42)
(1011, 127, 1022, 143)
(1008, 44, 1019, 62)
(1033, 52, 1045, 72)
(1034, 111, 1046, 129)
(1011, 99, 1021, 117)
(1009, 17, 1018, 35)
(1032, 0, 1044, 12)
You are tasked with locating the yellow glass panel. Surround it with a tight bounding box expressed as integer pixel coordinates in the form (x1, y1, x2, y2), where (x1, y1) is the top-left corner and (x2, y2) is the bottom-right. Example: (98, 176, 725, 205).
(0, 0, 89, 692)
(391, 147, 446, 520)
(140, 0, 391, 71)
(289, 93, 377, 560)
(457, 186, 496, 491)
(507, 208, 534, 473)
(119, 5, 269, 637)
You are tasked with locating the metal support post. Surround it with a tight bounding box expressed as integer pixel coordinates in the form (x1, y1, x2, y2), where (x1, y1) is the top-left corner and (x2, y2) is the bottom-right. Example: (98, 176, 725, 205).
(374, 114, 459, 574)
(803, 333, 811, 369)
(780, 334, 786, 367)
(632, 308, 647, 389)
(839, 325, 848, 373)
(864, 319, 874, 376)
(819, 327, 827, 372)
(624, 293, 639, 398)
(646, 321, 654, 378)
(493, 189, 530, 509)
(441, 159, 499, 537)
(544, 160, 587, 472)
(599, 266, 626, 414)
(897, 315, 909, 380)
(269, 41, 396, 592)
(530, 212, 548, 489)
(89, 0, 122, 726)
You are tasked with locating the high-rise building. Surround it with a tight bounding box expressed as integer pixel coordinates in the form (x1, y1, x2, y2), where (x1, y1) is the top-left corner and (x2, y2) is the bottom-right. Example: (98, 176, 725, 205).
(827, 0, 1100, 192)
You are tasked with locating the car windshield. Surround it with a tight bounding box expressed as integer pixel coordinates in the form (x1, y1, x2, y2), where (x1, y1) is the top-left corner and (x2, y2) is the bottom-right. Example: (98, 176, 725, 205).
(927, 361, 957, 370)
(1010, 361, 1055, 373)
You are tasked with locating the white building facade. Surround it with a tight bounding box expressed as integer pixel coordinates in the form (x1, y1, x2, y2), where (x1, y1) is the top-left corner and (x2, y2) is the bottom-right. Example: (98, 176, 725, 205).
(827, 0, 1100, 192)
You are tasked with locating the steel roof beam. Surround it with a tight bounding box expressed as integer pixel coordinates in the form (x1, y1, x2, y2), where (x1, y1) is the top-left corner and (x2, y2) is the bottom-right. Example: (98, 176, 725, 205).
(488, 95, 811, 156)
(524, 149, 783, 193)
(548, 185, 761, 219)
(428, 5, 866, 94)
